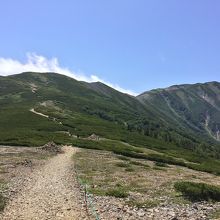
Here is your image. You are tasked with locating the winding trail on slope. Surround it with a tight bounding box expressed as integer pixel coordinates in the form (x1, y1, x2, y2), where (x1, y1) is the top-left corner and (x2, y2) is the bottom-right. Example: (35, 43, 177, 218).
(1, 146, 90, 220)
(30, 108, 49, 118)
(30, 108, 63, 125)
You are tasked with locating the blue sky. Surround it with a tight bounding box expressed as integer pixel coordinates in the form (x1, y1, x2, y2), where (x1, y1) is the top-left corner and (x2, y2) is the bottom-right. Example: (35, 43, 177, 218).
(0, 0, 219, 95)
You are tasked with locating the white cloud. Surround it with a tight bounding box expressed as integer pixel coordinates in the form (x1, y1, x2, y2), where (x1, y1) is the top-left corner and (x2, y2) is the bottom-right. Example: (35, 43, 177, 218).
(0, 53, 137, 96)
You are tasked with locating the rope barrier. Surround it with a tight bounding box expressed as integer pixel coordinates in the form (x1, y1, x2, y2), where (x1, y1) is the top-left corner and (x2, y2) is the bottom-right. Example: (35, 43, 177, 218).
(75, 170, 100, 220)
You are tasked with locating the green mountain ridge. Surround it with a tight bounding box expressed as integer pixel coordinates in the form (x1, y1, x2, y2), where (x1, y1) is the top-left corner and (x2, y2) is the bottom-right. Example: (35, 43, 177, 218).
(138, 81, 220, 142)
(0, 72, 220, 172)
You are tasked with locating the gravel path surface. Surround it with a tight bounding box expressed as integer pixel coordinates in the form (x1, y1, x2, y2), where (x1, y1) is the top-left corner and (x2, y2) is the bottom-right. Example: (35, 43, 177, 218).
(1, 146, 90, 220)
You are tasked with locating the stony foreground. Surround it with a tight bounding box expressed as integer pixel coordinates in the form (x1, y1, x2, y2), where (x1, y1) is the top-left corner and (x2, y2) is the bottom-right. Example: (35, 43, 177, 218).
(94, 196, 220, 219)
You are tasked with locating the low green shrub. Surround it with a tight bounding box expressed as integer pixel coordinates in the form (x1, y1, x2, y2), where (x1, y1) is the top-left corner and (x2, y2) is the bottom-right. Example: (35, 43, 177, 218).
(146, 153, 186, 167)
(115, 162, 130, 168)
(174, 181, 220, 201)
(154, 162, 168, 167)
(153, 166, 167, 171)
(89, 188, 106, 196)
(186, 161, 220, 176)
(130, 160, 150, 168)
(105, 187, 129, 198)
(125, 167, 135, 172)
(117, 155, 130, 161)
(0, 194, 5, 211)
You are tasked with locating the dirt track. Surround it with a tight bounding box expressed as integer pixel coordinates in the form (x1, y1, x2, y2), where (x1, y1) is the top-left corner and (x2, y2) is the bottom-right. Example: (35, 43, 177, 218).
(1, 146, 89, 220)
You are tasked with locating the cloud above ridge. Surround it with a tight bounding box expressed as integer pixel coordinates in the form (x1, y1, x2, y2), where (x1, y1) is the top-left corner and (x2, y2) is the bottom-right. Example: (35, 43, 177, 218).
(0, 53, 137, 96)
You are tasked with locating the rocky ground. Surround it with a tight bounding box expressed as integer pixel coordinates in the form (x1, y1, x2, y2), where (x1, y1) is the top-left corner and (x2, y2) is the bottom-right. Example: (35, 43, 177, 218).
(93, 196, 220, 219)
(1, 145, 220, 220)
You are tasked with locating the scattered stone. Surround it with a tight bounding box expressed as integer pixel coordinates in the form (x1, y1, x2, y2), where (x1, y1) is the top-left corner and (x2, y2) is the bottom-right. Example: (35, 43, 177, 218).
(20, 159, 32, 167)
(40, 142, 63, 154)
(137, 210, 145, 217)
(87, 133, 100, 141)
(91, 195, 220, 220)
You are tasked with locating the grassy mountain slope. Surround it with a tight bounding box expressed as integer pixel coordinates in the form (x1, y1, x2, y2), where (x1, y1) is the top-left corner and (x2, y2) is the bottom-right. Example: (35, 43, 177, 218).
(0, 72, 220, 174)
(0, 72, 166, 147)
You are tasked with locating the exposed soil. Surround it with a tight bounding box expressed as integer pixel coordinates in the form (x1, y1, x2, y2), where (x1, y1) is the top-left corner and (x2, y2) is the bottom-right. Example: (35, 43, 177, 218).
(30, 108, 49, 118)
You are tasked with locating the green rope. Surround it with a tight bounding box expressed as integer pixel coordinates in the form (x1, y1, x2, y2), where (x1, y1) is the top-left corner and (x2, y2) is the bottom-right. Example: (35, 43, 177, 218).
(75, 171, 100, 220)
(86, 184, 100, 220)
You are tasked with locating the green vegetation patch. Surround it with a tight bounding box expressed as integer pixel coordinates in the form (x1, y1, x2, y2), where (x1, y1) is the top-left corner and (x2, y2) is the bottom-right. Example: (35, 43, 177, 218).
(72, 138, 220, 175)
(117, 155, 130, 161)
(0, 182, 6, 212)
(154, 162, 169, 167)
(186, 160, 220, 176)
(210, 209, 220, 219)
(0, 194, 5, 212)
(174, 181, 220, 201)
(115, 162, 131, 168)
(72, 139, 143, 157)
(146, 153, 185, 166)
(125, 167, 135, 172)
(153, 166, 167, 171)
(105, 187, 129, 198)
(130, 160, 150, 168)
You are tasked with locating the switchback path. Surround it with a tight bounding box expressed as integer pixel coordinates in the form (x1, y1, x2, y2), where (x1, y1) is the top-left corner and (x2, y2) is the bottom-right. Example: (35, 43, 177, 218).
(1, 146, 90, 220)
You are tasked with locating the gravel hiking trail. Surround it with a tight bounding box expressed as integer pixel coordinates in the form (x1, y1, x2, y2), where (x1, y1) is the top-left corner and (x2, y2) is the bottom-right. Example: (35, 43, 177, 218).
(1, 146, 90, 220)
